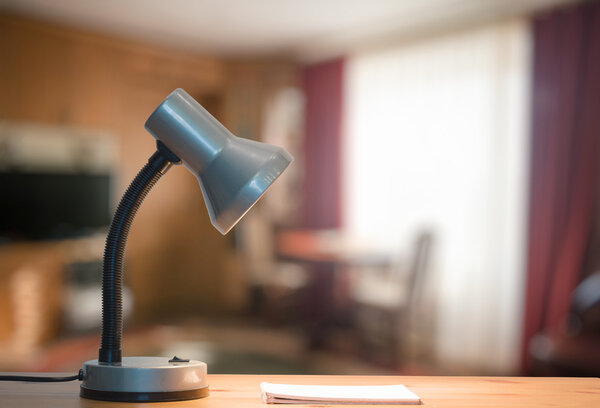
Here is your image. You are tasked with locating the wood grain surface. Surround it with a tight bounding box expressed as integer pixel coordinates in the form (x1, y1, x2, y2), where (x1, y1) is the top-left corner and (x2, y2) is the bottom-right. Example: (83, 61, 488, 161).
(1, 374, 599, 407)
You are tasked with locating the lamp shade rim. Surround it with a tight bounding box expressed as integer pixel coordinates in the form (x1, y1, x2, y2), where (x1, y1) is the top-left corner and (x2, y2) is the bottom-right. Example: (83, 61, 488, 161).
(210, 148, 293, 234)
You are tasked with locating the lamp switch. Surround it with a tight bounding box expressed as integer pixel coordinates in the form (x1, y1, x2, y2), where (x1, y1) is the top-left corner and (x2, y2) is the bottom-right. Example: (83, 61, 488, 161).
(168, 356, 190, 363)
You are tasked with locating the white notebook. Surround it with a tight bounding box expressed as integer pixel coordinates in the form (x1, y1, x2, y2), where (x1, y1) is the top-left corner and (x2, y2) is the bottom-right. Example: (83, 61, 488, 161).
(260, 382, 421, 405)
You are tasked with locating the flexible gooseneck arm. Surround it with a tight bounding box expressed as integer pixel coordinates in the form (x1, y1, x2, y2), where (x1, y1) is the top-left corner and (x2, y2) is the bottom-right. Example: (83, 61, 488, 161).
(99, 141, 180, 364)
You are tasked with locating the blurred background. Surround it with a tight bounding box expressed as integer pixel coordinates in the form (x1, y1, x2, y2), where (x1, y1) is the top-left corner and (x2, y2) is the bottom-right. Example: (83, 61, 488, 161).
(0, 0, 598, 377)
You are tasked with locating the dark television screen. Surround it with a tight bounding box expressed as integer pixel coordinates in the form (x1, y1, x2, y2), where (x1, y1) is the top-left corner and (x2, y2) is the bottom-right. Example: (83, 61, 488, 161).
(0, 171, 111, 241)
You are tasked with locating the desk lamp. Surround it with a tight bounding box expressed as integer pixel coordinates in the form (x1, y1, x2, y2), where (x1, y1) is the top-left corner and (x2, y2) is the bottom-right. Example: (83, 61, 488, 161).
(79, 89, 293, 402)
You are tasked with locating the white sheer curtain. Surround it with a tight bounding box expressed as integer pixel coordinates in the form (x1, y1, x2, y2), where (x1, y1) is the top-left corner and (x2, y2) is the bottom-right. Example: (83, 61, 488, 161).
(343, 19, 531, 373)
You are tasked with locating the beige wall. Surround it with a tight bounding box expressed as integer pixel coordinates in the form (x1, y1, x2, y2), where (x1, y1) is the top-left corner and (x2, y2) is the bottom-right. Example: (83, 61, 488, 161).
(0, 13, 299, 331)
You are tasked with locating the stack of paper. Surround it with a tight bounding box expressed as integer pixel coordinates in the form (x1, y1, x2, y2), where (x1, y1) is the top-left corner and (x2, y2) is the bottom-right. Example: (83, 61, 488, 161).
(260, 382, 421, 405)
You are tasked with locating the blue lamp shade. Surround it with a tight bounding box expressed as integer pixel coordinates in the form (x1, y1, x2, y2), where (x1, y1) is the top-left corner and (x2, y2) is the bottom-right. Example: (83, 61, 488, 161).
(144, 89, 293, 234)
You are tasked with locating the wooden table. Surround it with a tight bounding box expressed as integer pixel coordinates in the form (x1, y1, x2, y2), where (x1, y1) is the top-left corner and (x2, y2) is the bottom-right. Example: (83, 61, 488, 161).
(277, 229, 390, 266)
(1, 374, 598, 407)
(276, 230, 391, 348)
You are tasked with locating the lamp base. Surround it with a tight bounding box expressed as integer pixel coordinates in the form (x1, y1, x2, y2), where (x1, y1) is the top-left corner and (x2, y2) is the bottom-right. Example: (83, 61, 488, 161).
(80, 356, 209, 402)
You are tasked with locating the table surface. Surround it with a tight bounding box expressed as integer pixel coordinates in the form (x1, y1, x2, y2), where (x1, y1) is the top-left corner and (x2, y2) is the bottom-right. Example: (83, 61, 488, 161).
(1, 374, 599, 407)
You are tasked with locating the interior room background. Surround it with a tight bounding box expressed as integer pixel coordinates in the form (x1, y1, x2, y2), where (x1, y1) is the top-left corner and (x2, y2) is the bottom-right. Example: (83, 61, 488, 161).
(0, 0, 598, 377)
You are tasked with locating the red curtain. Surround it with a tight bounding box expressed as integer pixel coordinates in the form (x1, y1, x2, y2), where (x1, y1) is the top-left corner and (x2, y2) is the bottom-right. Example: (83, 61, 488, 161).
(522, 2, 600, 372)
(301, 58, 344, 229)
(299, 58, 345, 347)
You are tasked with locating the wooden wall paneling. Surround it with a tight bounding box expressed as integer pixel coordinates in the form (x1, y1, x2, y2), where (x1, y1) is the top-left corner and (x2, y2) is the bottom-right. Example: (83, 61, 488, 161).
(0, 13, 234, 326)
(0, 12, 302, 334)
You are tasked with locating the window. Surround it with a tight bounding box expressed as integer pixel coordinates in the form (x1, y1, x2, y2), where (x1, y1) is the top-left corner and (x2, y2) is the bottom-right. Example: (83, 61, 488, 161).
(344, 19, 531, 373)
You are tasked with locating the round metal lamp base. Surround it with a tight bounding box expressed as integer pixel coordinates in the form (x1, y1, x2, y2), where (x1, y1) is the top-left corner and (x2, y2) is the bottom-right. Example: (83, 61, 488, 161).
(80, 357, 209, 402)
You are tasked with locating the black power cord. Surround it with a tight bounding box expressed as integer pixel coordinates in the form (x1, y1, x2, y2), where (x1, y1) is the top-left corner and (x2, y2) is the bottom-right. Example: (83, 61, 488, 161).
(0, 369, 83, 382)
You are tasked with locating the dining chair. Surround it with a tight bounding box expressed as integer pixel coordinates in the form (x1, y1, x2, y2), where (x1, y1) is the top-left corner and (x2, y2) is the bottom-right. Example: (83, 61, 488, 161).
(349, 231, 433, 366)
